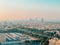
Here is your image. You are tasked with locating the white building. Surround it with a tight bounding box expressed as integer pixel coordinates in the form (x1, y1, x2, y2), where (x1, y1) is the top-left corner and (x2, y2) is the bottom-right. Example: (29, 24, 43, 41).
(0, 33, 6, 43)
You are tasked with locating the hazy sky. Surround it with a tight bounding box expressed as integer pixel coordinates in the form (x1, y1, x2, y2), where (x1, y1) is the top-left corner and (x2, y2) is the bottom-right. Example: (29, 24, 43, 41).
(0, 0, 60, 21)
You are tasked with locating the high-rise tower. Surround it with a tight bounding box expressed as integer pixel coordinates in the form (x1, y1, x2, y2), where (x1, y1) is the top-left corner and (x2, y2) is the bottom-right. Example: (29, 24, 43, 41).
(41, 18, 44, 23)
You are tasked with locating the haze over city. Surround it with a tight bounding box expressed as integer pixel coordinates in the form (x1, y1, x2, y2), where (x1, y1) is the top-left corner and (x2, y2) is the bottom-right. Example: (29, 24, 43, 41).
(0, 0, 60, 45)
(0, 0, 60, 21)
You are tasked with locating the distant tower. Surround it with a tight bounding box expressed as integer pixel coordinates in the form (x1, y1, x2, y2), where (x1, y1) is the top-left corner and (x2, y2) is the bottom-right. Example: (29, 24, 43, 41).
(29, 18, 33, 22)
(41, 18, 44, 23)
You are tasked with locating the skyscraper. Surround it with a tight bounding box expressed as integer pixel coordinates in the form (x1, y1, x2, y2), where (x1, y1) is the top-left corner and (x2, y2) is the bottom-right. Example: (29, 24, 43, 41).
(41, 18, 44, 23)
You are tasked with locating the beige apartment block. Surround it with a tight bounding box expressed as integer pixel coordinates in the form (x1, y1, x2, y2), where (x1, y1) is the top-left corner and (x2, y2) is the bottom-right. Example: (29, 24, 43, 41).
(56, 40, 60, 45)
(49, 38, 60, 45)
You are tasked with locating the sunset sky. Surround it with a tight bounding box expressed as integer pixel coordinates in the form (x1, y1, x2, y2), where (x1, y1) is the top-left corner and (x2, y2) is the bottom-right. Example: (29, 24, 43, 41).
(0, 0, 60, 21)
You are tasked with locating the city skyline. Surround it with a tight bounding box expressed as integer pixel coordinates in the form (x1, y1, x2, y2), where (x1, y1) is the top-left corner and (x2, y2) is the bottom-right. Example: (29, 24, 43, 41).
(0, 0, 60, 21)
